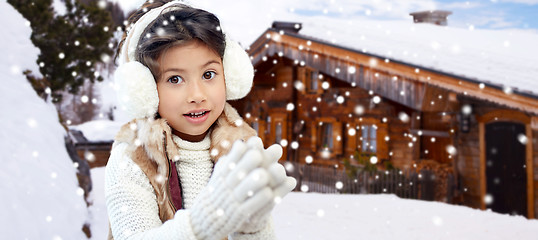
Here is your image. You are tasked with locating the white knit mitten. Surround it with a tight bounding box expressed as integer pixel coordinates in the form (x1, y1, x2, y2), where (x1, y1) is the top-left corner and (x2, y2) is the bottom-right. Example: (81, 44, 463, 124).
(233, 137, 297, 235)
(189, 140, 273, 240)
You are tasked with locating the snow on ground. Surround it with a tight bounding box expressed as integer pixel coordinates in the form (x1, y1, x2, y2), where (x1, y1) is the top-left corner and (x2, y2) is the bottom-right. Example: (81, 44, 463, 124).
(89, 166, 538, 240)
(87, 167, 108, 240)
(0, 1, 88, 239)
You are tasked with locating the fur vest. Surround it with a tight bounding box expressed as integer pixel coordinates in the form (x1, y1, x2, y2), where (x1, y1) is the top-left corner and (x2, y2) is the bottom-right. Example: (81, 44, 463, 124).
(107, 103, 257, 239)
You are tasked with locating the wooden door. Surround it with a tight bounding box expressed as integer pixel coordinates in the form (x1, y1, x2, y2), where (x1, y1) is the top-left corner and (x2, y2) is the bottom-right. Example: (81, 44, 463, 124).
(485, 122, 527, 216)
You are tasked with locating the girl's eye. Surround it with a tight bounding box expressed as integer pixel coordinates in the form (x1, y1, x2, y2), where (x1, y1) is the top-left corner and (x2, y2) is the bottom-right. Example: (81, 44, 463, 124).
(203, 71, 216, 80)
(167, 76, 183, 84)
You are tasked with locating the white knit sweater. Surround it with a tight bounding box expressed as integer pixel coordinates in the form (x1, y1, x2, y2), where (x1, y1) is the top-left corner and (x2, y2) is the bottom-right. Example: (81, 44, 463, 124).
(105, 134, 275, 240)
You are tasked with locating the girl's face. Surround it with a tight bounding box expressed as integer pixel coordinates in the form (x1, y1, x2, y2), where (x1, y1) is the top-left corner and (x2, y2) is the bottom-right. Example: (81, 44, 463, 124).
(156, 40, 226, 142)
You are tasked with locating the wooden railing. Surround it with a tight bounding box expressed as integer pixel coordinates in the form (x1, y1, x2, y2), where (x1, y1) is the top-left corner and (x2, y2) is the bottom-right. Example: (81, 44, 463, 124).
(284, 161, 455, 202)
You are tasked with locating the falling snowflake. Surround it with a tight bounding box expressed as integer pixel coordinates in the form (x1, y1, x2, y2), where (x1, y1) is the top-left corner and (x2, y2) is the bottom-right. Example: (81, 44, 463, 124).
(285, 162, 295, 172)
(446, 145, 457, 155)
(294, 81, 305, 91)
(398, 112, 409, 123)
(101, 54, 111, 63)
(348, 66, 356, 74)
(98, 0, 106, 9)
(432, 216, 443, 226)
(84, 151, 96, 162)
(461, 104, 472, 115)
(518, 134, 528, 144)
(76, 187, 85, 196)
(372, 96, 381, 104)
(27, 118, 38, 128)
(321, 149, 331, 159)
(234, 119, 244, 127)
(354, 105, 365, 115)
(321, 81, 330, 90)
(317, 209, 325, 217)
(80, 95, 89, 103)
(484, 194, 494, 205)
(336, 96, 345, 104)
(216, 208, 224, 216)
(305, 155, 313, 164)
(300, 184, 309, 192)
(156, 27, 166, 36)
(335, 181, 343, 190)
(291, 141, 299, 149)
(286, 103, 295, 111)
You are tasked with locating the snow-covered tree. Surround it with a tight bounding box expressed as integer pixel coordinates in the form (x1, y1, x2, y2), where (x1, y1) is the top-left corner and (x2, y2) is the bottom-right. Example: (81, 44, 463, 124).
(8, 0, 117, 103)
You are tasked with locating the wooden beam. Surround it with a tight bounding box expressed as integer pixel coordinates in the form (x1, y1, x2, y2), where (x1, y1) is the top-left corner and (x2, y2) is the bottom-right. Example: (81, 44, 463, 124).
(526, 125, 535, 218)
(409, 129, 450, 138)
(532, 116, 538, 130)
(479, 122, 486, 210)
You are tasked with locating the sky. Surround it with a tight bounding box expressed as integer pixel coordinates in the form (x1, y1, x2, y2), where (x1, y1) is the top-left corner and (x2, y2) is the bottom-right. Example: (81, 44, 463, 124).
(116, 0, 538, 31)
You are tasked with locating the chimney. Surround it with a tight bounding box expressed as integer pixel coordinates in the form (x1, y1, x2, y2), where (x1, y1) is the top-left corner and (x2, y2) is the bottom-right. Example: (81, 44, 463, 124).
(272, 21, 302, 33)
(409, 10, 452, 26)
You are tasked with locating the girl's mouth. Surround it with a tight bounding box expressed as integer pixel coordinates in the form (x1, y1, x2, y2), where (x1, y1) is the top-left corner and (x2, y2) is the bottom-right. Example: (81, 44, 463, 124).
(184, 111, 209, 118)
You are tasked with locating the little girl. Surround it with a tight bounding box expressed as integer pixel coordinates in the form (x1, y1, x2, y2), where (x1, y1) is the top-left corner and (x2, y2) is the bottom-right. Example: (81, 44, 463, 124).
(105, 1, 296, 239)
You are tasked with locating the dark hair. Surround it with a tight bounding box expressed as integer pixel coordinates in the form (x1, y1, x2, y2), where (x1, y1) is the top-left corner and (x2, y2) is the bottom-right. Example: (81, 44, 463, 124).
(117, 0, 226, 79)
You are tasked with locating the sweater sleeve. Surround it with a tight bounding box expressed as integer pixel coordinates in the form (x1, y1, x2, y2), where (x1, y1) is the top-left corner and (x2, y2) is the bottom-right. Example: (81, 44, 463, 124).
(229, 217, 276, 240)
(105, 142, 197, 240)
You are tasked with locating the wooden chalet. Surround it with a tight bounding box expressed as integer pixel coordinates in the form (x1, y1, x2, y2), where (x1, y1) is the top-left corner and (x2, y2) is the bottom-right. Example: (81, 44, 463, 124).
(231, 21, 538, 218)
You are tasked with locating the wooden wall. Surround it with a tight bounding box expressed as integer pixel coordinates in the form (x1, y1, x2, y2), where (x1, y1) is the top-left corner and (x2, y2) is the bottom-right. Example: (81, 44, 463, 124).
(456, 113, 482, 208)
(238, 59, 432, 170)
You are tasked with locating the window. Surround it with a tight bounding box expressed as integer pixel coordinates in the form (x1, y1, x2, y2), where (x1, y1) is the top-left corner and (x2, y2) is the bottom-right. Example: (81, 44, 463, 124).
(359, 65, 364, 83)
(268, 112, 288, 160)
(251, 121, 259, 133)
(249, 119, 266, 143)
(310, 71, 319, 91)
(266, 116, 271, 135)
(320, 123, 333, 149)
(361, 124, 377, 153)
(275, 123, 282, 144)
(312, 118, 342, 155)
(346, 119, 388, 159)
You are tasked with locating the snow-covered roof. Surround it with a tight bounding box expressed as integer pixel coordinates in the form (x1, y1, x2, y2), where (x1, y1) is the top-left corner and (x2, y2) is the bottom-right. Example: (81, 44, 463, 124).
(293, 16, 538, 97)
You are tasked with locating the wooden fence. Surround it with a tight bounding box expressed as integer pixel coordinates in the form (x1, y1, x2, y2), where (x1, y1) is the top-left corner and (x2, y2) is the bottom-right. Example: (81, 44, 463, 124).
(283, 161, 455, 202)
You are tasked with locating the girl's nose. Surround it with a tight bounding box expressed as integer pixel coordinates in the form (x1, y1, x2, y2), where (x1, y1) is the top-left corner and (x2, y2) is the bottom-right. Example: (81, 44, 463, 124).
(187, 80, 206, 103)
